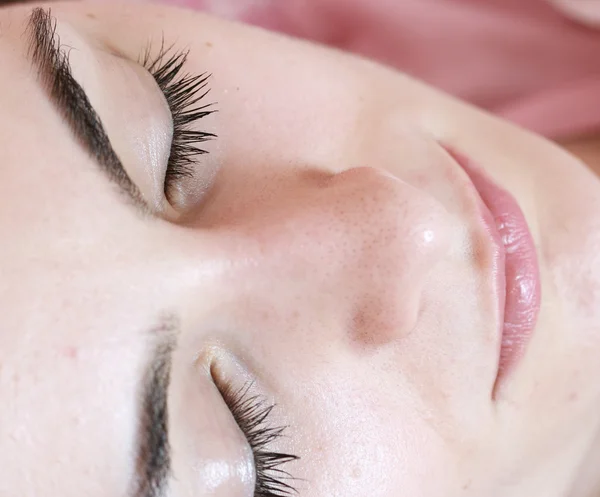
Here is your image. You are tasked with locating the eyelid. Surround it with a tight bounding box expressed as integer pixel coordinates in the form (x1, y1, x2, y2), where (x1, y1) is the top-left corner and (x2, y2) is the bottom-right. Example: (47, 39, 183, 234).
(38, 17, 179, 215)
(209, 353, 301, 497)
(29, 12, 214, 219)
(109, 59, 174, 210)
(141, 43, 219, 212)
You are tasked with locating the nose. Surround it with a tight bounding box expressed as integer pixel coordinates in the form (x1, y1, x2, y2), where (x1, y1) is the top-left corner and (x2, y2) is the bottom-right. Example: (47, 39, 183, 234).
(229, 166, 453, 345)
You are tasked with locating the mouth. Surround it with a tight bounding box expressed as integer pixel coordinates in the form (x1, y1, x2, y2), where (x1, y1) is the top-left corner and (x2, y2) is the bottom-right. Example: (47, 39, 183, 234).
(449, 150, 542, 393)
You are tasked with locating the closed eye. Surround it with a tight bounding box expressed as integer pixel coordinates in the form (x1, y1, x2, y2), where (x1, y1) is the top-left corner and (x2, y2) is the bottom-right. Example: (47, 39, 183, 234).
(218, 381, 301, 497)
(141, 43, 217, 203)
(27, 7, 146, 212)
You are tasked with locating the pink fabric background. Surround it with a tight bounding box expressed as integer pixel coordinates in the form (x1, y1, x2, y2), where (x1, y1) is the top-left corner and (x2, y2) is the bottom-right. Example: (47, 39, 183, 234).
(177, 0, 600, 139)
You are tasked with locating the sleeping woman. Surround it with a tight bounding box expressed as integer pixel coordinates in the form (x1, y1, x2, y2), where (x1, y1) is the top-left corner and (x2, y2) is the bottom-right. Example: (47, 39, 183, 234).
(0, 3, 599, 497)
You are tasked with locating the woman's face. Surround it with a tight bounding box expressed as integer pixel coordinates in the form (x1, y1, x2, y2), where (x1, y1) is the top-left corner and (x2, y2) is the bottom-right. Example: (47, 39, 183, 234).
(1, 3, 600, 496)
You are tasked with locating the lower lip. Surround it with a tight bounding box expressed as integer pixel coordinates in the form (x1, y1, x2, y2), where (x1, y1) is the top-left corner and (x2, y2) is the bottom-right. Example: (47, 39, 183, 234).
(449, 150, 542, 391)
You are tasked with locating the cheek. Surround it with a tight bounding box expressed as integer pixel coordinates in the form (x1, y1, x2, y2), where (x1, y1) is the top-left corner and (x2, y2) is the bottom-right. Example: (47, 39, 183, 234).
(192, 34, 369, 171)
(287, 366, 471, 497)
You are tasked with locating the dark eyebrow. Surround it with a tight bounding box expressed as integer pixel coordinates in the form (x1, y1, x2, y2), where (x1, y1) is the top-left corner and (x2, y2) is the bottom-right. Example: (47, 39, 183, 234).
(26, 9, 173, 494)
(134, 317, 178, 497)
(26, 8, 148, 212)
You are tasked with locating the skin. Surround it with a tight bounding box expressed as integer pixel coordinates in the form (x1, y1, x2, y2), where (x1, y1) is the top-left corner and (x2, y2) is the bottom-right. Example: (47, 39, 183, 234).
(190, 0, 600, 176)
(0, 2, 599, 496)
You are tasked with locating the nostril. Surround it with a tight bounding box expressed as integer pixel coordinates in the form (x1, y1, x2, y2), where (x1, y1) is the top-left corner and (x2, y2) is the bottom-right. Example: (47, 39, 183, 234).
(349, 292, 422, 346)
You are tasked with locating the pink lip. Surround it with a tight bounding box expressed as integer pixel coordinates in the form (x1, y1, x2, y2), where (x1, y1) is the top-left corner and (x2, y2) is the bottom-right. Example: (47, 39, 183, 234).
(449, 150, 542, 392)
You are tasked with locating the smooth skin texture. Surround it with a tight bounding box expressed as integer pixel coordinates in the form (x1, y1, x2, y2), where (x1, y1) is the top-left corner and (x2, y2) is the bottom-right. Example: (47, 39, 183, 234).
(0, 3, 599, 497)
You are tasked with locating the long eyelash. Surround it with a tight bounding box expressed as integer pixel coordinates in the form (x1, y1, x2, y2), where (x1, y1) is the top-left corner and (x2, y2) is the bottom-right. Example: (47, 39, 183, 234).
(140, 42, 217, 195)
(222, 382, 300, 497)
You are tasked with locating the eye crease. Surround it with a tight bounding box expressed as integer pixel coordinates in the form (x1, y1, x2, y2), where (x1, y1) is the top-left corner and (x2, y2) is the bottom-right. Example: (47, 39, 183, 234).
(141, 44, 217, 203)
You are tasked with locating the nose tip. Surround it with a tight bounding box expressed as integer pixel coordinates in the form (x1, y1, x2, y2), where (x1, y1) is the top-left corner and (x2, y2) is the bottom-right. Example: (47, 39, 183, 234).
(324, 167, 452, 344)
(325, 166, 451, 274)
(232, 165, 453, 347)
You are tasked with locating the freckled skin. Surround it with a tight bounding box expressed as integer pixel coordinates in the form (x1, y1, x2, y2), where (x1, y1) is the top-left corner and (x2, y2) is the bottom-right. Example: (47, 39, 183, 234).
(0, 3, 599, 497)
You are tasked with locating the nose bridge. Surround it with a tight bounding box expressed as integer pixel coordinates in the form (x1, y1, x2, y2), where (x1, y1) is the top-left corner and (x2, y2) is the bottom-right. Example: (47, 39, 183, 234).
(238, 166, 452, 345)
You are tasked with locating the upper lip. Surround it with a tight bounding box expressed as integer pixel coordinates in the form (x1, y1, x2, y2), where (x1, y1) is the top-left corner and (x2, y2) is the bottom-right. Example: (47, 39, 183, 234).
(445, 146, 542, 390)
(472, 187, 507, 342)
(449, 150, 507, 332)
(444, 148, 508, 360)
